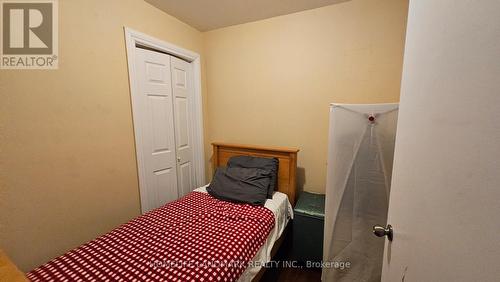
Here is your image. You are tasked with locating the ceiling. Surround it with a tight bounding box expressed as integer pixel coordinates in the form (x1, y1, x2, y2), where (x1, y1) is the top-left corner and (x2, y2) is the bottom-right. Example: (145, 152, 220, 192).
(145, 0, 350, 31)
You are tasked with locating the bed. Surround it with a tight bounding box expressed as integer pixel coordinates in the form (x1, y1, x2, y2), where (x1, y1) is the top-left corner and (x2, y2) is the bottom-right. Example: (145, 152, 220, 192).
(27, 143, 299, 282)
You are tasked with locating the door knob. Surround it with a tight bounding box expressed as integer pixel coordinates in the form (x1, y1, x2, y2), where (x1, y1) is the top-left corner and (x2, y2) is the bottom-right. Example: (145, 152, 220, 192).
(373, 224, 393, 241)
(177, 157, 181, 162)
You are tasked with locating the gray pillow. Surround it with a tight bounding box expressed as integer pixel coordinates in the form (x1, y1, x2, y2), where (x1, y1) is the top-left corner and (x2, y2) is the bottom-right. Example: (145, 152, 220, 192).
(227, 156, 279, 199)
(207, 167, 270, 206)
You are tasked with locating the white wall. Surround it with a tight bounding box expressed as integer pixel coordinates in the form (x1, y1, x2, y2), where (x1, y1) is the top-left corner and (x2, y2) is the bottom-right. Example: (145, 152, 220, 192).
(382, 0, 500, 281)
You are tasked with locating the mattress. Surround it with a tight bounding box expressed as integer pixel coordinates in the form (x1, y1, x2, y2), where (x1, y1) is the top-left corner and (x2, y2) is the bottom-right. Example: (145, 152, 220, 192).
(27, 189, 281, 282)
(194, 185, 294, 281)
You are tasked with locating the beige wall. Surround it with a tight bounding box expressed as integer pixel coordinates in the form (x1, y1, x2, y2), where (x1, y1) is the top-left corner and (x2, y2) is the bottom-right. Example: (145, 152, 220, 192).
(203, 0, 408, 193)
(0, 0, 206, 272)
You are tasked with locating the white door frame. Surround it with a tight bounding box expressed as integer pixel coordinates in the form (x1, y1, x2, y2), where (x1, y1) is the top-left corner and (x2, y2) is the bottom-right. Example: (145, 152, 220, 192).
(124, 27, 206, 204)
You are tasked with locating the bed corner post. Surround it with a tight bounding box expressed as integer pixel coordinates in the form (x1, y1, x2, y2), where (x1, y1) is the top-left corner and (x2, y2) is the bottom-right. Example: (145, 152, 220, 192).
(289, 150, 298, 206)
(212, 143, 219, 174)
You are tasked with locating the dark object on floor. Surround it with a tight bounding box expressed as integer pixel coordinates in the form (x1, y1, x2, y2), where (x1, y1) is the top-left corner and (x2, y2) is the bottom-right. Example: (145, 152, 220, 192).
(293, 191, 326, 263)
(260, 227, 322, 282)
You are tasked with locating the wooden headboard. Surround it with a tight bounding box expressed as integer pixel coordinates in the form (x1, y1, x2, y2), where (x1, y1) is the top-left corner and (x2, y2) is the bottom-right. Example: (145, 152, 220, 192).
(212, 142, 300, 205)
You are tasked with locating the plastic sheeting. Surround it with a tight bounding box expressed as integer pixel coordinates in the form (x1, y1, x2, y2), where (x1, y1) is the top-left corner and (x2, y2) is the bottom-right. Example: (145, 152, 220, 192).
(322, 103, 398, 282)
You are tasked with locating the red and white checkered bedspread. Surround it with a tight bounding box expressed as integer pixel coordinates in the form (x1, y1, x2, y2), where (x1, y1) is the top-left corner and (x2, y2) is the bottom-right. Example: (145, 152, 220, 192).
(27, 192, 275, 282)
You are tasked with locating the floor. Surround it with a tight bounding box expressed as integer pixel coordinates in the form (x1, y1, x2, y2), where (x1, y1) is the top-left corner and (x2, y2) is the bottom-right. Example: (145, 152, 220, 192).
(260, 229, 322, 282)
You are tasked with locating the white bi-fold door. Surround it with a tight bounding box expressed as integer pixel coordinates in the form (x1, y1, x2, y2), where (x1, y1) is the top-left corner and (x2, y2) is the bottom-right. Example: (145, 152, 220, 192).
(133, 47, 195, 213)
(170, 57, 195, 198)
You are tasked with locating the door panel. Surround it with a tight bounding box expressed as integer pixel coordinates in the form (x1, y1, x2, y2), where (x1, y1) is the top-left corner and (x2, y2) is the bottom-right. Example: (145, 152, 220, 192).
(382, 1, 500, 281)
(148, 95, 170, 153)
(175, 98, 189, 147)
(178, 162, 193, 198)
(154, 168, 177, 207)
(170, 56, 195, 197)
(134, 48, 178, 212)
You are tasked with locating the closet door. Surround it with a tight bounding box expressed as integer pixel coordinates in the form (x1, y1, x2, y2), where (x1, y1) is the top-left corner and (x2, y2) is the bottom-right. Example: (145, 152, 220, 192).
(170, 56, 195, 197)
(134, 48, 178, 212)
